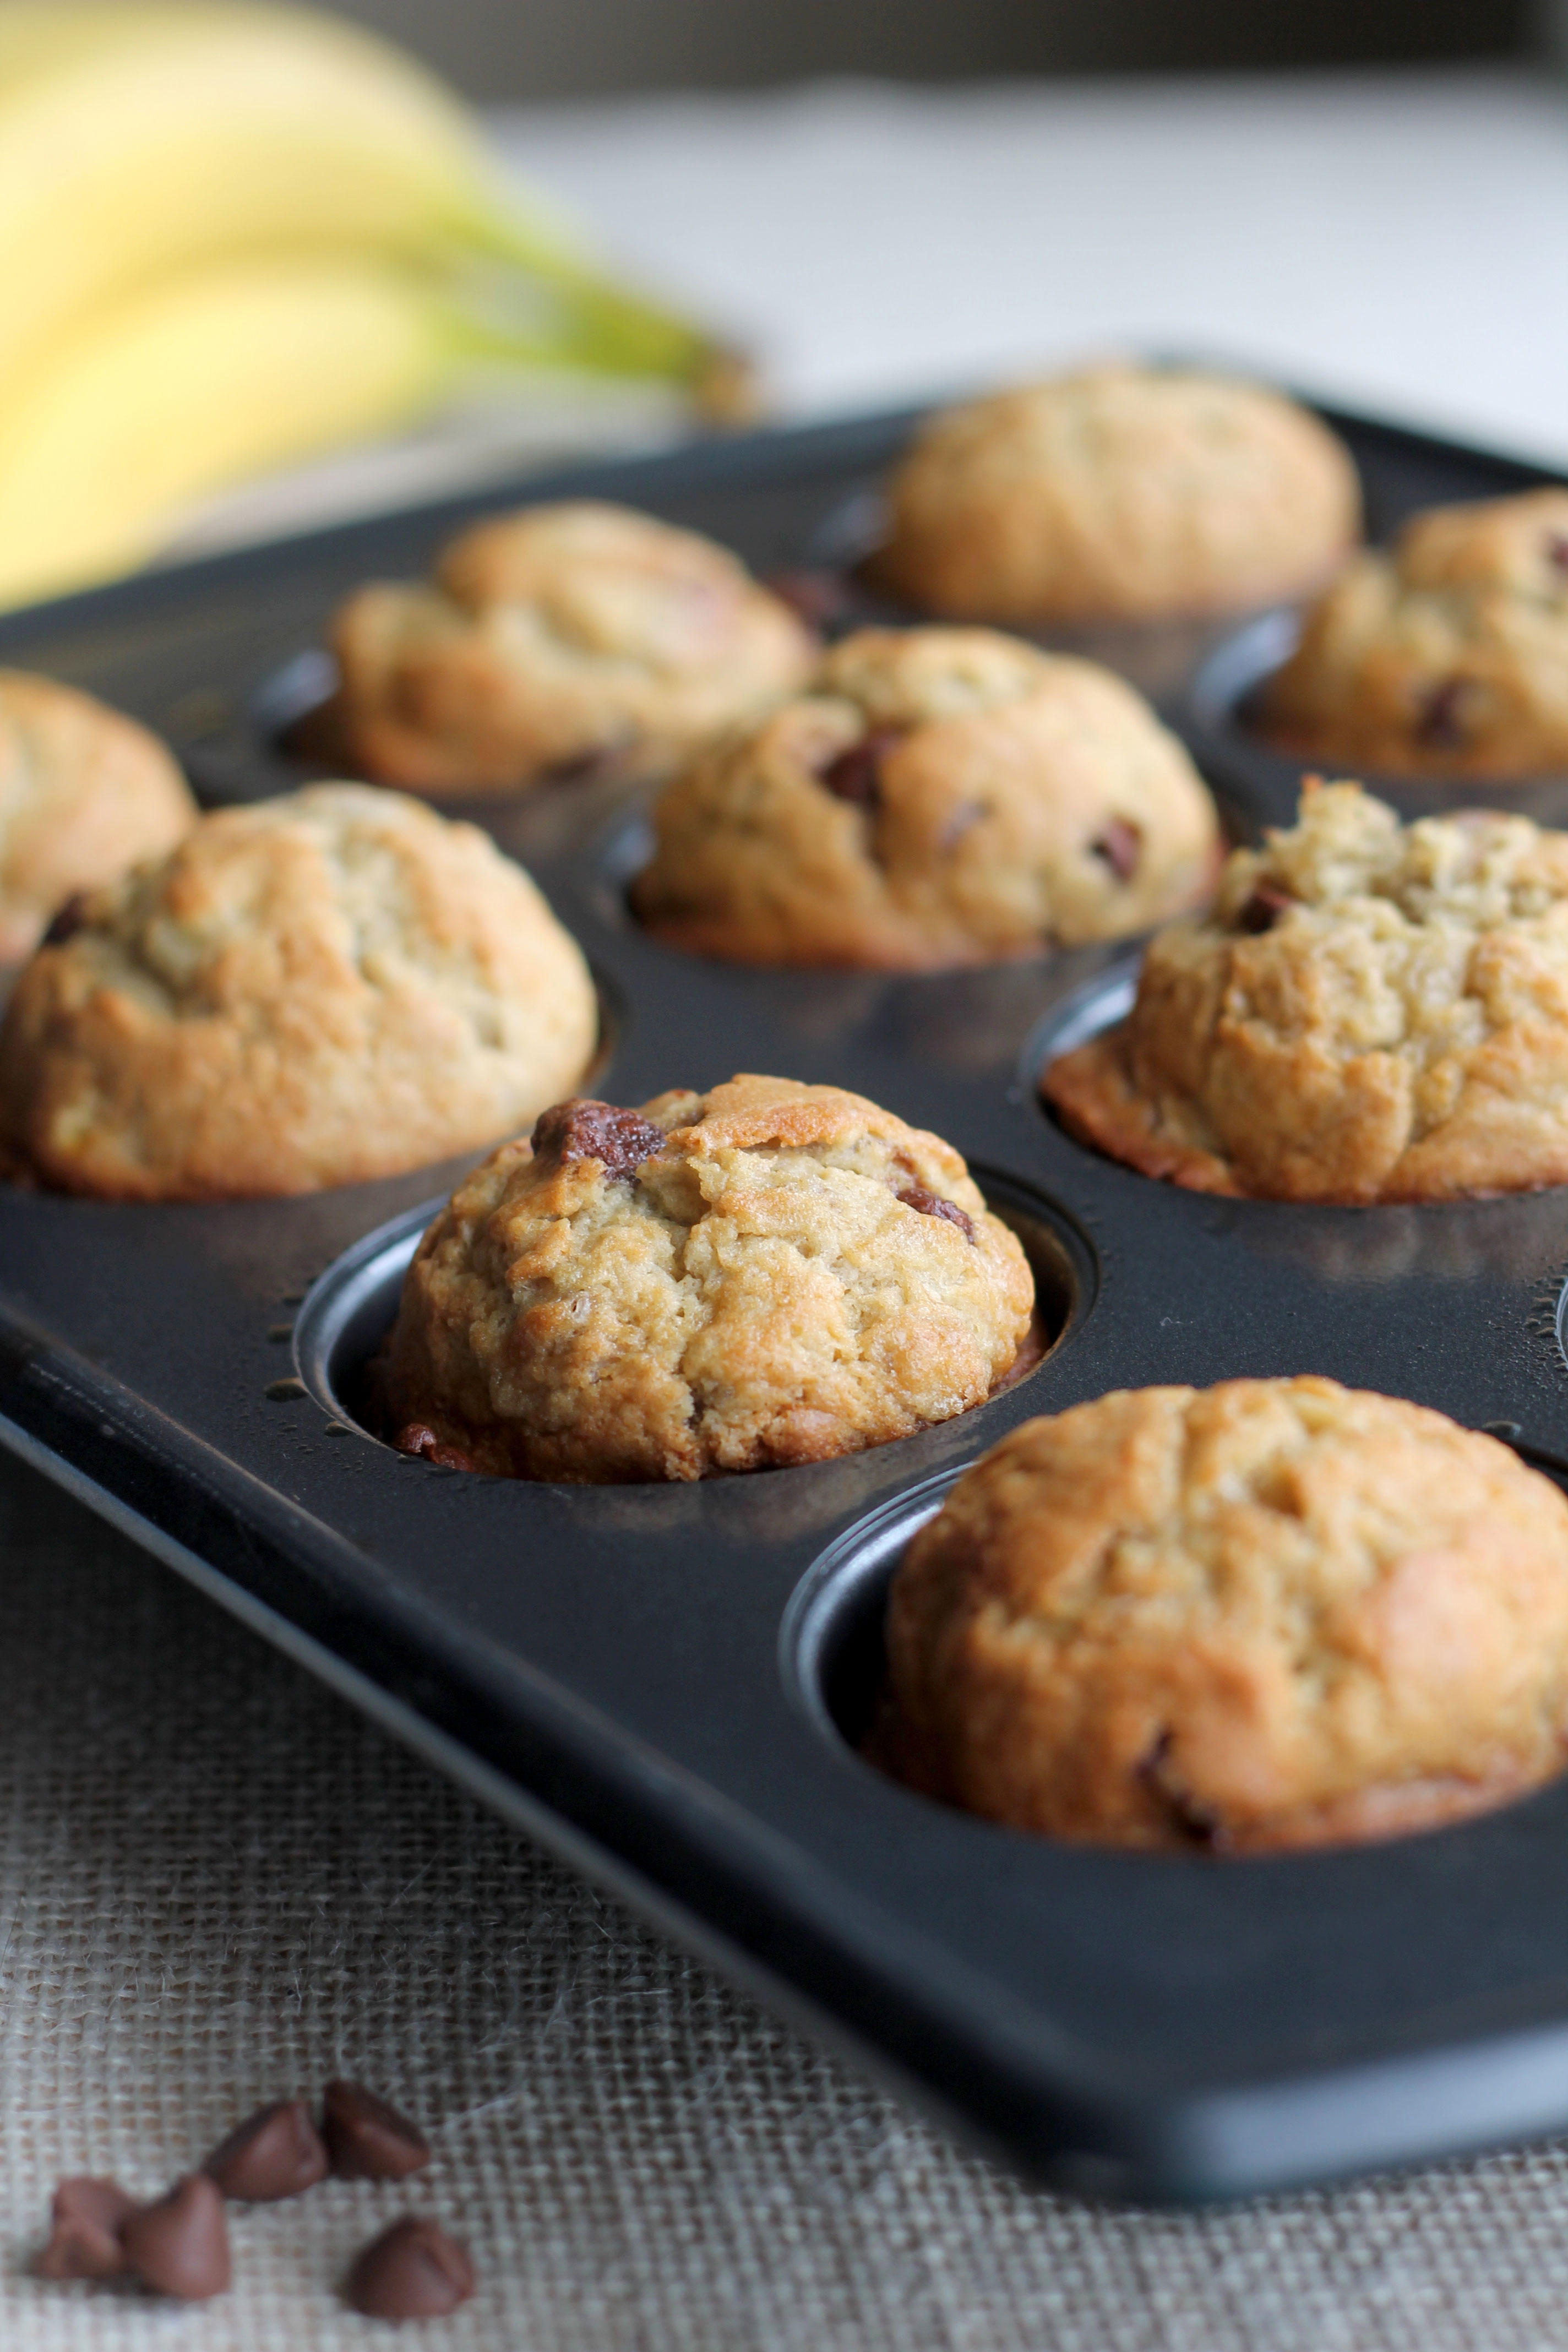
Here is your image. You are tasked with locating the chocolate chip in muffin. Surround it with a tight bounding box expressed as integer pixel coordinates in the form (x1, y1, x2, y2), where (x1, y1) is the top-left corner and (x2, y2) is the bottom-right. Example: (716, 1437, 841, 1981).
(895, 1181, 974, 1241)
(1415, 675, 1472, 750)
(393, 1423, 478, 1473)
(530, 1098, 665, 1180)
(1137, 1729, 1222, 1849)
(40, 893, 89, 947)
(1237, 878, 1295, 934)
(818, 727, 904, 809)
(1091, 818, 1142, 882)
(1547, 532, 1568, 576)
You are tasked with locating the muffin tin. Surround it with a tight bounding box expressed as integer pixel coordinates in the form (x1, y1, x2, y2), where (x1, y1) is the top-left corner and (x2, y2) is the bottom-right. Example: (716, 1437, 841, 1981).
(5, 394, 1568, 2204)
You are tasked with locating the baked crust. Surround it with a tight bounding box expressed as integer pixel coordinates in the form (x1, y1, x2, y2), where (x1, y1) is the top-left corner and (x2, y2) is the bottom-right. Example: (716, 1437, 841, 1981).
(0, 671, 194, 961)
(330, 500, 816, 794)
(633, 627, 1221, 967)
(1263, 488, 1568, 778)
(1042, 778, 1568, 1203)
(877, 365, 1360, 626)
(885, 1378, 1568, 1851)
(0, 783, 597, 1200)
(382, 1073, 1036, 1483)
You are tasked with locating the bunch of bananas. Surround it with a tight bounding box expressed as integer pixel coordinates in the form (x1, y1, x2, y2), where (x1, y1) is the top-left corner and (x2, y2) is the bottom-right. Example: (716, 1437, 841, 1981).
(0, 1, 738, 609)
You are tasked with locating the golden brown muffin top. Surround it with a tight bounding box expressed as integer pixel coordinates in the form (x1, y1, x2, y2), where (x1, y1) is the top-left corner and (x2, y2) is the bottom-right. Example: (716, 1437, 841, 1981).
(887, 1377, 1568, 1850)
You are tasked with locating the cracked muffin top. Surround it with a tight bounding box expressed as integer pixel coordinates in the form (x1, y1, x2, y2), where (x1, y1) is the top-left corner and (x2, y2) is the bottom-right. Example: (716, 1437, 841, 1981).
(1262, 488, 1568, 778)
(885, 1376, 1568, 1852)
(382, 1072, 1036, 1483)
(1042, 778, 1568, 1202)
(0, 783, 597, 1199)
(0, 671, 195, 962)
(631, 627, 1221, 968)
(329, 500, 816, 796)
(875, 365, 1360, 626)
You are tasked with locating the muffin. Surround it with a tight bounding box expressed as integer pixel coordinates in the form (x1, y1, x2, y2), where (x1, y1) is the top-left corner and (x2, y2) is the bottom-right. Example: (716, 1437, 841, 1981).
(876, 364, 1360, 626)
(1043, 778, 1568, 1203)
(885, 1377, 1568, 1851)
(1262, 487, 1568, 778)
(0, 783, 596, 1200)
(0, 671, 195, 961)
(382, 1073, 1035, 1482)
(329, 500, 816, 794)
(631, 628, 1222, 968)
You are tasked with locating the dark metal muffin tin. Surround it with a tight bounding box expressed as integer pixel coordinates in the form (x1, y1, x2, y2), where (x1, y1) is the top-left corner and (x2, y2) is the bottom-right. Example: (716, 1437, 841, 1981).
(5, 395, 1568, 2207)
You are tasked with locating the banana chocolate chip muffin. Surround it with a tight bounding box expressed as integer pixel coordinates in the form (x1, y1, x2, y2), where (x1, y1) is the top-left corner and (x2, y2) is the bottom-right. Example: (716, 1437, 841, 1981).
(329, 500, 816, 795)
(876, 364, 1360, 627)
(1262, 487, 1568, 778)
(382, 1073, 1035, 1482)
(0, 783, 596, 1199)
(0, 671, 195, 962)
(631, 628, 1221, 967)
(885, 1377, 1568, 1852)
(1043, 778, 1568, 1203)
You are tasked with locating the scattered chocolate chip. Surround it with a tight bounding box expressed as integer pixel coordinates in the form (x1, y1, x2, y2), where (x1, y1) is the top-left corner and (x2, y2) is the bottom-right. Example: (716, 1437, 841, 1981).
(1415, 674, 1470, 749)
(347, 2215, 475, 2322)
(34, 2177, 136, 2280)
(895, 1182, 974, 1242)
(41, 894, 89, 948)
(1137, 1729, 1221, 1849)
(1090, 817, 1143, 883)
(1237, 879, 1295, 934)
(818, 725, 904, 809)
(323, 2080, 431, 2181)
(393, 1423, 478, 1474)
(530, 1098, 665, 1182)
(1547, 533, 1568, 575)
(204, 2098, 329, 2202)
(538, 744, 620, 787)
(119, 2175, 231, 2301)
(763, 567, 852, 631)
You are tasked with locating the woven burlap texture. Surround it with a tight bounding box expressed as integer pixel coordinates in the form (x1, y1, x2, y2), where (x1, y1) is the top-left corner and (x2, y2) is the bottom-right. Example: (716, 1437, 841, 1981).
(4, 1455, 1568, 2352)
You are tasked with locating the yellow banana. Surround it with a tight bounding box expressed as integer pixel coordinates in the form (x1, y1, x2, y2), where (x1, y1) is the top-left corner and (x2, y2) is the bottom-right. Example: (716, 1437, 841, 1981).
(0, 1, 722, 393)
(0, 255, 474, 608)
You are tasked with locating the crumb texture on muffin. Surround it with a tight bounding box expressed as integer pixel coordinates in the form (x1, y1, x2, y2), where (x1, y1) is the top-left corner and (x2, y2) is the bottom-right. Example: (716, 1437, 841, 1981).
(633, 627, 1221, 967)
(0, 671, 195, 962)
(330, 500, 815, 794)
(1043, 778, 1568, 1202)
(885, 1376, 1568, 1851)
(383, 1072, 1036, 1483)
(1262, 487, 1568, 779)
(877, 365, 1360, 625)
(0, 783, 597, 1200)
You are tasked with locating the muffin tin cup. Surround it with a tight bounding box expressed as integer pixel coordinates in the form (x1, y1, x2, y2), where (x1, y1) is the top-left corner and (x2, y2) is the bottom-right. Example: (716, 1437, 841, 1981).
(5, 396, 1568, 2204)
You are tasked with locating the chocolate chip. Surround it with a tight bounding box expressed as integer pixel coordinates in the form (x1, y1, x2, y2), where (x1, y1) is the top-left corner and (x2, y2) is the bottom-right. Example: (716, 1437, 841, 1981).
(34, 2177, 136, 2280)
(818, 726, 904, 809)
(895, 1182, 974, 1242)
(1237, 879, 1294, 934)
(323, 2079, 431, 2181)
(346, 2216, 475, 2322)
(119, 2175, 231, 2301)
(41, 893, 89, 948)
(1547, 533, 1568, 575)
(204, 2098, 329, 2202)
(530, 1098, 665, 1182)
(1416, 675, 1470, 749)
(393, 1423, 478, 1474)
(1091, 818, 1142, 882)
(1137, 1729, 1221, 1849)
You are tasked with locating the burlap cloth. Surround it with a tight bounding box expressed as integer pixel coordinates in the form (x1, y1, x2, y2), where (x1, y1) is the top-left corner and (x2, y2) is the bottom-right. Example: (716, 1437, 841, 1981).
(2, 1454, 1567, 2350)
